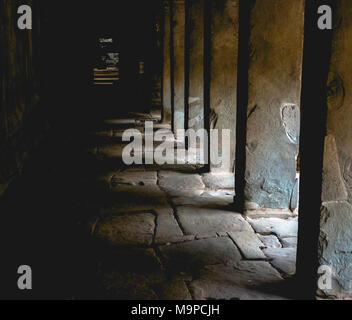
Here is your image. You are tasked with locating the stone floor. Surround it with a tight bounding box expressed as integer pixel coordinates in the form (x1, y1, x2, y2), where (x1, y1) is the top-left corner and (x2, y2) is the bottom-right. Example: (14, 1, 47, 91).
(63, 112, 300, 300)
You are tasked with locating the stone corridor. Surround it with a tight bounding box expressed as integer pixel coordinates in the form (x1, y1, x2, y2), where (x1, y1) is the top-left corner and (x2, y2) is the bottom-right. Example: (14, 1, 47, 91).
(4, 0, 351, 301)
(69, 112, 298, 300)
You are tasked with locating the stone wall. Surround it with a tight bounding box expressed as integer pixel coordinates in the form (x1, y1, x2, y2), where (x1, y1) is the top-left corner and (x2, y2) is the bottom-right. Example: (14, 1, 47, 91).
(319, 0, 352, 299)
(0, 0, 46, 197)
(244, 0, 304, 210)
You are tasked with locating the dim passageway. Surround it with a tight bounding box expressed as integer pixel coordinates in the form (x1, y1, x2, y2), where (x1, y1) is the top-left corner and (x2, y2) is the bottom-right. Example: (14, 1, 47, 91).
(0, 109, 298, 299)
(3, 0, 352, 300)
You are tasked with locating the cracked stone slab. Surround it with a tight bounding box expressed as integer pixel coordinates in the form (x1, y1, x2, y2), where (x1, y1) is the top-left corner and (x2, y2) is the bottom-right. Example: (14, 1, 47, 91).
(94, 213, 155, 246)
(263, 248, 297, 275)
(101, 184, 168, 214)
(259, 235, 282, 248)
(97, 272, 160, 300)
(110, 171, 158, 186)
(229, 231, 266, 260)
(159, 237, 242, 274)
(202, 173, 235, 190)
(155, 280, 193, 300)
(189, 262, 284, 300)
(96, 248, 165, 299)
(247, 217, 298, 238)
(158, 171, 205, 197)
(281, 237, 297, 248)
(176, 207, 252, 238)
(154, 208, 184, 245)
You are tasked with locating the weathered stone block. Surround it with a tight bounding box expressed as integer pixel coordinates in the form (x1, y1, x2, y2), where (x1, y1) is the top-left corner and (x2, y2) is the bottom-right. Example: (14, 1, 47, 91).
(247, 217, 298, 238)
(202, 172, 235, 190)
(259, 235, 282, 249)
(281, 237, 297, 248)
(176, 207, 252, 237)
(263, 248, 297, 275)
(159, 237, 242, 274)
(229, 231, 266, 260)
(189, 262, 284, 300)
(94, 213, 155, 246)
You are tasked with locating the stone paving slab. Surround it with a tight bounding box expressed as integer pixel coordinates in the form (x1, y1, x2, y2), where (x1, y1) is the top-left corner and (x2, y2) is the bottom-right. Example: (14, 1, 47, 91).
(201, 190, 235, 200)
(158, 171, 205, 196)
(263, 248, 297, 276)
(94, 213, 155, 246)
(100, 184, 169, 215)
(170, 195, 231, 208)
(259, 235, 282, 248)
(95, 247, 166, 298)
(202, 173, 235, 190)
(159, 238, 242, 274)
(281, 237, 297, 248)
(154, 208, 185, 245)
(247, 217, 298, 238)
(176, 207, 252, 238)
(110, 170, 158, 186)
(229, 231, 266, 260)
(189, 262, 285, 300)
(155, 280, 193, 300)
(97, 271, 160, 300)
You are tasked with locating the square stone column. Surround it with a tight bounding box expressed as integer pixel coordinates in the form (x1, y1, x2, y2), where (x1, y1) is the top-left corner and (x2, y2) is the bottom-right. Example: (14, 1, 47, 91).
(244, 0, 304, 210)
(318, 0, 352, 299)
(209, 0, 239, 172)
(162, 0, 172, 124)
(188, 0, 204, 132)
(171, 0, 186, 137)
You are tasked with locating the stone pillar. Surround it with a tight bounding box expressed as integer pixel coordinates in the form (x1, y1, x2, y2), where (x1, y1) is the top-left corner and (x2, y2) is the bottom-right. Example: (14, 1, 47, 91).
(188, 0, 204, 132)
(162, 0, 172, 124)
(244, 0, 304, 210)
(209, 0, 239, 172)
(172, 0, 185, 136)
(318, 0, 352, 299)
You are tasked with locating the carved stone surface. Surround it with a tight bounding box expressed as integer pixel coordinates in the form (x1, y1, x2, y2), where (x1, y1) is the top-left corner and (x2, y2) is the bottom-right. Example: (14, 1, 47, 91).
(281, 104, 300, 144)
